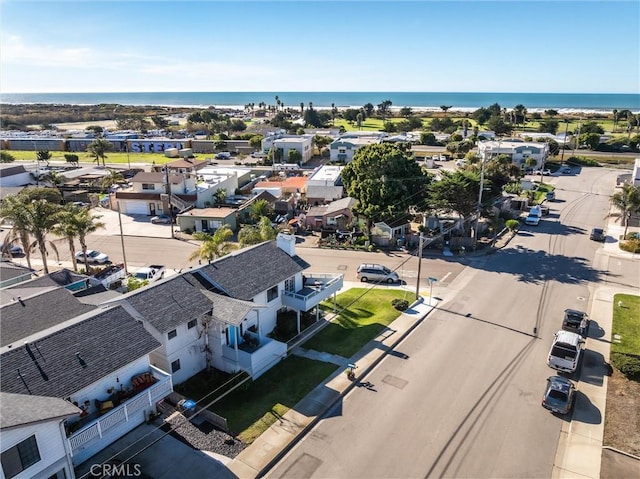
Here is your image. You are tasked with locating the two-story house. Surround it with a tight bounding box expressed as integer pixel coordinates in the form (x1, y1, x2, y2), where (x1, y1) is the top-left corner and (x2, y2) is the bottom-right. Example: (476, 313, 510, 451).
(477, 140, 550, 170)
(1, 393, 81, 479)
(114, 171, 197, 216)
(0, 300, 171, 466)
(110, 234, 344, 382)
(329, 132, 385, 163)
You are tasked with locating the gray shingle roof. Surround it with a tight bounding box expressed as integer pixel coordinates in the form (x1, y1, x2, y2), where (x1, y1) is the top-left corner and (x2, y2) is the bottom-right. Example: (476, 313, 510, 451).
(0, 261, 33, 283)
(0, 305, 160, 398)
(200, 290, 263, 326)
(1, 392, 81, 429)
(198, 241, 309, 300)
(124, 274, 214, 333)
(1, 269, 89, 306)
(0, 287, 96, 347)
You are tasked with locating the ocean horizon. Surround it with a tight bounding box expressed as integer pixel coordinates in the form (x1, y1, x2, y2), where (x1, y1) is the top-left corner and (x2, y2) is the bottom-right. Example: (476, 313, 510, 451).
(1, 91, 638, 113)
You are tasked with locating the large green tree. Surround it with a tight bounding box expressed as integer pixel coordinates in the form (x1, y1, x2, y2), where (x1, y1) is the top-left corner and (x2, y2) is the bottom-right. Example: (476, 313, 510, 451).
(238, 217, 277, 247)
(341, 143, 430, 229)
(426, 170, 483, 233)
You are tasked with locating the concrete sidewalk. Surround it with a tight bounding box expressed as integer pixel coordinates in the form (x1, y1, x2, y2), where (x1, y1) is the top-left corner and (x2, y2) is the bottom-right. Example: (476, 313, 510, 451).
(227, 296, 437, 479)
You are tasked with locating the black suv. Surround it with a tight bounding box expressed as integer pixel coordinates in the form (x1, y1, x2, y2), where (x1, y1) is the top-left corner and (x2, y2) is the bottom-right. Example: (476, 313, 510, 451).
(562, 309, 589, 338)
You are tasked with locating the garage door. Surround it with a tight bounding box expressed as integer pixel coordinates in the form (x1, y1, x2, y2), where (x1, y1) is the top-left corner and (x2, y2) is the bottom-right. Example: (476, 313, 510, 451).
(122, 200, 149, 215)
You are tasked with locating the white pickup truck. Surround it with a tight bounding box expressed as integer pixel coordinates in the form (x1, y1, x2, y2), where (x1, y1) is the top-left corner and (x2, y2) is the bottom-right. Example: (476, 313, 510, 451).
(132, 265, 166, 283)
(90, 263, 127, 289)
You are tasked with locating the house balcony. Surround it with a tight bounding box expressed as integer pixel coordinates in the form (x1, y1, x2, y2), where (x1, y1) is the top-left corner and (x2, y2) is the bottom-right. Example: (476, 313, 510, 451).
(282, 273, 343, 312)
(221, 334, 287, 379)
(66, 365, 172, 466)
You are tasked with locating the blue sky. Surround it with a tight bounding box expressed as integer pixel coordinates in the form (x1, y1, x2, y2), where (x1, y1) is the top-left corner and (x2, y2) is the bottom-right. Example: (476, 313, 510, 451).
(1, 1, 638, 94)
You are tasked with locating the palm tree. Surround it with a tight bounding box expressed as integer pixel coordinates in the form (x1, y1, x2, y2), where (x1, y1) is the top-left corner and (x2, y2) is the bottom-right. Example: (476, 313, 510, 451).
(189, 224, 236, 263)
(44, 170, 66, 187)
(612, 109, 618, 132)
(22, 199, 63, 274)
(53, 205, 106, 272)
(248, 199, 273, 222)
(100, 169, 125, 191)
(0, 195, 36, 269)
(86, 138, 114, 167)
(300, 102, 304, 114)
(610, 184, 640, 236)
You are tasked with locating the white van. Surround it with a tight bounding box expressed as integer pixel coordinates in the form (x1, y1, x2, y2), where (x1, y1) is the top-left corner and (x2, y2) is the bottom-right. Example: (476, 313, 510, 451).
(547, 330, 584, 373)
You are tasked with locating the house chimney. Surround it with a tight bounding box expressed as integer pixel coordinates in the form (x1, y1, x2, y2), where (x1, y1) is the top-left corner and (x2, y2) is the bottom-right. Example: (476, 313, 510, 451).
(276, 232, 296, 257)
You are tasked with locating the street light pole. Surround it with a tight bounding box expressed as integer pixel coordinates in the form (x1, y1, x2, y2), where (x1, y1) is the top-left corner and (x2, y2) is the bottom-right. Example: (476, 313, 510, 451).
(415, 234, 424, 301)
(560, 119, 570, 165)
(474, 155, 486, 249)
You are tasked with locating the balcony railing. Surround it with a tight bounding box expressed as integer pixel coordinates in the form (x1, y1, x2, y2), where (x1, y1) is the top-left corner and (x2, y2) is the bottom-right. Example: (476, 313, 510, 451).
(222, 336, 287, 379)
(282, 273, 343, 311)
(67, 365, 172, 466)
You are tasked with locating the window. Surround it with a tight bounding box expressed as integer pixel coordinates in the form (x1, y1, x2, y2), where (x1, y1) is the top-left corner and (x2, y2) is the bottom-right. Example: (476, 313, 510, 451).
(171, 359, 181, 373)
(168, 329, 177, 340)
(1, 435, 41, 479)
(267, 285, 279, 302)
(326, 216, 337, 226)
(284, 278, 295, 293)
(187, 319, 197, 329)
(141, 183, 154, 190)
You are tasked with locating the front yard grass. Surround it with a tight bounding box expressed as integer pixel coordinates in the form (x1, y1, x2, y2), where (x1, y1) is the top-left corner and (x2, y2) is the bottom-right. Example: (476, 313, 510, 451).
(303, 287, 409, 357)
(212, 357, 337, 443)
(611, 294, 640, 356)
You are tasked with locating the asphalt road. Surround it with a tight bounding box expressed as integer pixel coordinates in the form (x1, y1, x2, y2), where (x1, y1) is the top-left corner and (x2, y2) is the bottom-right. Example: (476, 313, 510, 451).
(266, 167, 626, 479)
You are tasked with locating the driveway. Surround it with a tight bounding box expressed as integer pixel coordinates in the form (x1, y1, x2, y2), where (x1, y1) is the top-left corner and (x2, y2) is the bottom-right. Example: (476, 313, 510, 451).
(74, 423, 236, 479)
(94, 207, 174, 239)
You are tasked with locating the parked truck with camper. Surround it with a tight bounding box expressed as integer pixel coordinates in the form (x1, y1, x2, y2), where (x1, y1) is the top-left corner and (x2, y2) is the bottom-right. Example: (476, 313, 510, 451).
(132, 265, 166, 283)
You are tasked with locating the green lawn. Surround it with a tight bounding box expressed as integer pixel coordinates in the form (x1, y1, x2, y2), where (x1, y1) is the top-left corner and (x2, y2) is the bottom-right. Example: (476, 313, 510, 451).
(178, 357, 337, 444)
(6, 149, 178, 165)
(304, 288, 409, 357)
(612, 294, 640, 355)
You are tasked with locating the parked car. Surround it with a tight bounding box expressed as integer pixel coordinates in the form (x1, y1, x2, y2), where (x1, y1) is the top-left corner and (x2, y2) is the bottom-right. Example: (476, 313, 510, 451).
(541, 169, 552, 176)
(541, 376, 576, 415)
(1, 244, 24, 257)
(589, 227, 606, 242)
(545, 191, 556, 201)
(151, 214, 172, 224)
(562, 309, 590, 338)
(356, 263, 399, 284)
(75, 249, 110, 264)
(561, 165, 572, 174)
(547, 330, 584, 373)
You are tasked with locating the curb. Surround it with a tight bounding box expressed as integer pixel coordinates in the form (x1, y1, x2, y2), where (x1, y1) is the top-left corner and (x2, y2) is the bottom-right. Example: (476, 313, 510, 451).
(254, 297, 436, 478)
(602, 446, 640, 461)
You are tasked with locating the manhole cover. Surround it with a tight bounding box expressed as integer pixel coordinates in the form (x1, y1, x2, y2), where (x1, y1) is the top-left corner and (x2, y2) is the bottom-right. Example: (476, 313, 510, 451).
(382, 375, 408, 389)
(577, 296, 585, 301)
(337, 264, 347, 271)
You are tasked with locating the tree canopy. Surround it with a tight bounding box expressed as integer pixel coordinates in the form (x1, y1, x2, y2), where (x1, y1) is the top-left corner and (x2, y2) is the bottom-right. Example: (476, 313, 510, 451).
(341, 143, 430, 226)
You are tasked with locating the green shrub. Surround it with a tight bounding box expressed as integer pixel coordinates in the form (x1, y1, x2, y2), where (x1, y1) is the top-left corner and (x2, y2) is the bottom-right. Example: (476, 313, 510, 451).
(610, 352, 640, 381)
(505, 219, 520, 232)
(391, 298, 409, 311)
(0, 151, 16, 163)
(620, 239, 640, 253)
(565, 156, 599, 167)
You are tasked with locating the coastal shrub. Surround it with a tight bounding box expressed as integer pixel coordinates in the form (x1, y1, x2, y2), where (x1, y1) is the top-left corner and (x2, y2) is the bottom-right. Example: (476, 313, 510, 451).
(565, 156, 599, 167)
(610, 352, 640, 381)
(505, 219, 520, 232)
(0, 151, 16, 163)
(391, 299, 409, 312)
(620, 237, 640, 253)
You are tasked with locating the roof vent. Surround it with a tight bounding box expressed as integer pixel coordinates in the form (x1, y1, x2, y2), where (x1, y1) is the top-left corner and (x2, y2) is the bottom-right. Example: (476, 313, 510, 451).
(76, 352, 87, 368)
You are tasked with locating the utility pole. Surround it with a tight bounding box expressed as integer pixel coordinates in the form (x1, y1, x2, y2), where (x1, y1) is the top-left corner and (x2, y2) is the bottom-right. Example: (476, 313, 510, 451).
(117, 202, 128, 274)
(474, 157, 486, 250)
(560, 119, 570, 165)
(164, 163, 175, 238)
(415, 235, 424, 301)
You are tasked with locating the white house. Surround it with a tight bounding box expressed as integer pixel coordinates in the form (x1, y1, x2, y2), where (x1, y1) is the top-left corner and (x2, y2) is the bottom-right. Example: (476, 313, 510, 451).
(329, 132, 385, 163)
(305, 165, 345, 205)
(261, 133, 314, 164)
(114, 171, 197, 215)
(477, 140, 550, 169)
(633, 158, 640, 187)
(1, 393, 80, 479)
(0, 165, 34, 187)
(110, 234, 344, 382)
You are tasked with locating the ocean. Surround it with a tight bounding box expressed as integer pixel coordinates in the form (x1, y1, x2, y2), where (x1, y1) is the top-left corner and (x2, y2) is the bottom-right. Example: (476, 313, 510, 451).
(1, 92, 638, 113)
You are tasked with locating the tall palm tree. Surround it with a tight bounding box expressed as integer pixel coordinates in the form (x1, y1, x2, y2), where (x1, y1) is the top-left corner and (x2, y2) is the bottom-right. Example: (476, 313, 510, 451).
(86, 138, 114, 167)
(22, 199, 63, 274)
(53, 205, 106, 272)
(0, 195, 36, 269)
(612, 109, 618, 132)
(610, 184, 640, 236)
(249, 199, 273, 222)
(189, 224, 236, 263)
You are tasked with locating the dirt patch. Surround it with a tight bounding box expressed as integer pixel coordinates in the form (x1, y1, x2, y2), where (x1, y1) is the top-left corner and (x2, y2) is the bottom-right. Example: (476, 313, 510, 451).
(603, 368, 640, 456)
